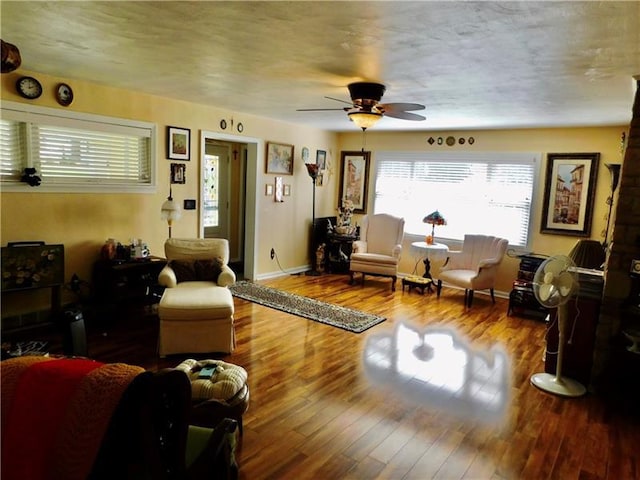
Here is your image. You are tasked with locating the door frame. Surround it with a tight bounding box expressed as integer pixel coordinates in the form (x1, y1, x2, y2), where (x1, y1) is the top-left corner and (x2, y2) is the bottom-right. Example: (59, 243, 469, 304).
(199, 130, 261, 281)
(202, 142, 231, 240)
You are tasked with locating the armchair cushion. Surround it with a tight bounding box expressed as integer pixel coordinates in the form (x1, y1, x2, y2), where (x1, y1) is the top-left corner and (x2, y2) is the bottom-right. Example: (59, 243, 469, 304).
(194, 258, 224, 282)
(170, 260, 197, 283)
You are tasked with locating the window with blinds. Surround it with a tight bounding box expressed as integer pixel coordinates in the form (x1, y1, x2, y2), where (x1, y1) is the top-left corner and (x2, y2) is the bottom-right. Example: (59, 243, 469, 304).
(374, 151, 540, 247)
(0, 102, 155, 192)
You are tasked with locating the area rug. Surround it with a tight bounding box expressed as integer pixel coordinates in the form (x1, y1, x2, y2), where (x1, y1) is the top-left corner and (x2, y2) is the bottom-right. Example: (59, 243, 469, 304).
(229, 280, 386, 333)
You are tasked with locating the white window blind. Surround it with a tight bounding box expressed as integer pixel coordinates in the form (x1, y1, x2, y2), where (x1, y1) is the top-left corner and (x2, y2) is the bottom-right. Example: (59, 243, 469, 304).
(374, 151, 539, 247)
(0, 101, 155, 192)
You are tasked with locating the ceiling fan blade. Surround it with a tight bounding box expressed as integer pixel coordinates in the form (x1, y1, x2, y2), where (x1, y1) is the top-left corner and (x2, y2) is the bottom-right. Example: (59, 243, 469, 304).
(324, 96, 354, 106)
(383, 110, 426, 121)
(379, 102, 425, 112)
(296, 108, 349, 112)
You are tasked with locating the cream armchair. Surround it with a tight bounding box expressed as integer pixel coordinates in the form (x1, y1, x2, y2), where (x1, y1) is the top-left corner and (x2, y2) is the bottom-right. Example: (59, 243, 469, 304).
(157, 238, 236, 356)
(349, 214, 405, 291)
(436, 234, 508, 307)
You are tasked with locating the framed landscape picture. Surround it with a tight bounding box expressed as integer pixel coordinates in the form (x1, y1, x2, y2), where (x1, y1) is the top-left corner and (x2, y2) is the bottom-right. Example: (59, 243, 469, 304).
(266, 142, 294, 175)
(167, 126, 190, 161)
(339, 151, 370, 213)
(540, 152, 599, 236)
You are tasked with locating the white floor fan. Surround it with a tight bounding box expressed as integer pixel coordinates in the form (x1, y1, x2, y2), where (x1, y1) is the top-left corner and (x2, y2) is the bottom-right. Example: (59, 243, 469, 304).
(530, 255, 586, 397)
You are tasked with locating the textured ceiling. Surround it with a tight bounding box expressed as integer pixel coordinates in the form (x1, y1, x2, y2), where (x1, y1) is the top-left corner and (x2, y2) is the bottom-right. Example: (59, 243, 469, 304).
(1, 1, 639, 132)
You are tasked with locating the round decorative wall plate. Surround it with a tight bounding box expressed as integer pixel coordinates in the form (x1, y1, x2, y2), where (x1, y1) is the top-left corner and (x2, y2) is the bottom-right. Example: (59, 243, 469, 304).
(446, 136, 455, 146)
(56, 83, 74, 106)
(220, 119, 227, 130)
(237, 122, 243, 133)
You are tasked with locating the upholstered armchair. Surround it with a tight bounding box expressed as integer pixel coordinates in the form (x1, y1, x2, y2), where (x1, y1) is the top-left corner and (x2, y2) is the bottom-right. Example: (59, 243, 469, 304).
(1, 356, 239, 480)
(436, 234, 508, 307)
(349, 213, 405, 291)
(158, 238, 236, 356)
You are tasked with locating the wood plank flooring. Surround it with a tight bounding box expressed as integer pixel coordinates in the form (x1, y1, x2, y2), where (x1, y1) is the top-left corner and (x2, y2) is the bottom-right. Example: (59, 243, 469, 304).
(30, 273, 640, 479)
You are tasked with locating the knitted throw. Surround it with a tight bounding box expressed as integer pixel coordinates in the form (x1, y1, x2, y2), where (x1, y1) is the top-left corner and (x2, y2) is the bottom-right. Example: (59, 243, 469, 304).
(1, 356, 144, 480)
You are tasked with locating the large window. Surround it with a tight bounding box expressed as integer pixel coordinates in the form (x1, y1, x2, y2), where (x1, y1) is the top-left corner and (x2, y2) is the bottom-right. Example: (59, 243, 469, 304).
(0, 101, 155, 192)
(374, 151, 540, 247)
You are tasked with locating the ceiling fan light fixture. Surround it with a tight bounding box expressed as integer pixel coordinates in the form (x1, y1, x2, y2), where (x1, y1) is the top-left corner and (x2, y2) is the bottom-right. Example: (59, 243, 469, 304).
(348, 110, 382, 130)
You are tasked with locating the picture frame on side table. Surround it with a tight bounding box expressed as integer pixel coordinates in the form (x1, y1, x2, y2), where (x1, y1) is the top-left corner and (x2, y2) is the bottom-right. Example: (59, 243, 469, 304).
(540, 152, 599, 237)
(167, 126, 190, 161)
(266, 142, 294, 175)
(339, 151, 370, 213)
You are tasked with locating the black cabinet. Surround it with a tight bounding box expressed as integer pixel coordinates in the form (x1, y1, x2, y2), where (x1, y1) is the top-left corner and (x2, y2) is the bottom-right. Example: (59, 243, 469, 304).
(508, 254, 547, 319)
(93, 257, 167, 306)
(325, 233, 358, 273)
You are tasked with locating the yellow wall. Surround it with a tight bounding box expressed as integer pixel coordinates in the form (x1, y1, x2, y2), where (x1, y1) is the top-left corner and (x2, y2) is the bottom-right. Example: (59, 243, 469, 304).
(0, 69, 629, 311)
(1, 70, 339, 311)
(338, 127, 628, 294)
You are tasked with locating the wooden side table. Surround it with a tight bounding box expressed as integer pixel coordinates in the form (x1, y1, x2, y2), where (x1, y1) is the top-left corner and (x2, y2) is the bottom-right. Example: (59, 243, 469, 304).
(325, 233, 358, 273)
(93, 256, 167, 306)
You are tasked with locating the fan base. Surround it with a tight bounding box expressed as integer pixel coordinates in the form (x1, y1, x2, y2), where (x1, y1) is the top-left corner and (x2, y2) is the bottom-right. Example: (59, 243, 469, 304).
(530, 373, 586, 397)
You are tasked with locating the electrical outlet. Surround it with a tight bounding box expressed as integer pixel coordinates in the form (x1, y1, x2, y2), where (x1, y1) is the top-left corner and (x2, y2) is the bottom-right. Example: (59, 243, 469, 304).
(270, 248, 275, 260)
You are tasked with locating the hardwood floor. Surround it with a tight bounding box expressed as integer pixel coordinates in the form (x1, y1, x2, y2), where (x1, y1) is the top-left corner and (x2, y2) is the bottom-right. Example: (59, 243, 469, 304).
(34, 274, 640, 479)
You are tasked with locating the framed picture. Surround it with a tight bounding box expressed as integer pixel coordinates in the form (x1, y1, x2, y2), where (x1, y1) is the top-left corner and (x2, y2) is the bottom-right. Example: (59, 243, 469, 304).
(339, 151, 370, 213)
(170, 163, 186, 184)
(167, 126, 190, 161)
(540, 152, 600, 236)
(316, 150, 327, 170)
(266, 141, 294, 175)
(275, 176, 284, 202)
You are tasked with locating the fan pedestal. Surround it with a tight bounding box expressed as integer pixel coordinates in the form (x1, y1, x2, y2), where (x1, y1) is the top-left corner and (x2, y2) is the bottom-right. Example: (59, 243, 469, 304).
(530, 372, 586, 397)
(530, 300, 586, 398)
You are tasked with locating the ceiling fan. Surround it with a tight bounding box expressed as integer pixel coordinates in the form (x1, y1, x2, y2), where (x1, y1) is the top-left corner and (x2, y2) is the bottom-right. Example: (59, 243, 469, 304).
(297, 82, 426, 130)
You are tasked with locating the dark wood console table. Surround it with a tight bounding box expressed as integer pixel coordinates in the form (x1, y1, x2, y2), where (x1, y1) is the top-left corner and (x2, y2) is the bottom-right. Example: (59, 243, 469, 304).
(93, 256, 167, 306)
(325, 232, 358, 273)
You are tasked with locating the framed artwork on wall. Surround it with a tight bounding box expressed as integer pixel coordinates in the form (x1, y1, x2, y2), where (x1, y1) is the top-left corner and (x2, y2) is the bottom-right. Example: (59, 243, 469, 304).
(275, 176, 284, 202)
(170, 163, 186, 184)
(266, 142, 294, 175)
(540, 152, 600, 236)
(316, 150, 326, 169)
(167, 126, 190, 161)
(339, 151, 370, 214)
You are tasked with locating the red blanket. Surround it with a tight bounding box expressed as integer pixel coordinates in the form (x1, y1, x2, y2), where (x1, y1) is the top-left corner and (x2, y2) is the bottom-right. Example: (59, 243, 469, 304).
(1, 356, 144, 480)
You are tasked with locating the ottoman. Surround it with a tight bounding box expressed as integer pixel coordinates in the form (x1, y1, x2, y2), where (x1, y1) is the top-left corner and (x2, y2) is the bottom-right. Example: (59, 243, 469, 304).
(402, 275, 433, 294)
(176, 359, 250, 435)
(158, 284, 235, 357)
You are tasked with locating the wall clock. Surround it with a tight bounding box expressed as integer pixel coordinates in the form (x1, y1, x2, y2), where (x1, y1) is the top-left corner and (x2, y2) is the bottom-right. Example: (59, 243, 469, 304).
(16, 76, 42, 99)
(56, 83, 73, 106)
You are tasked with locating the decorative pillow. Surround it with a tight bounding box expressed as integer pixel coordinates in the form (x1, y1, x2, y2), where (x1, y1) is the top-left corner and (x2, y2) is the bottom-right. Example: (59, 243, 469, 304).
(170, 260, 196, 283)
(194, 257, 224, 282)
